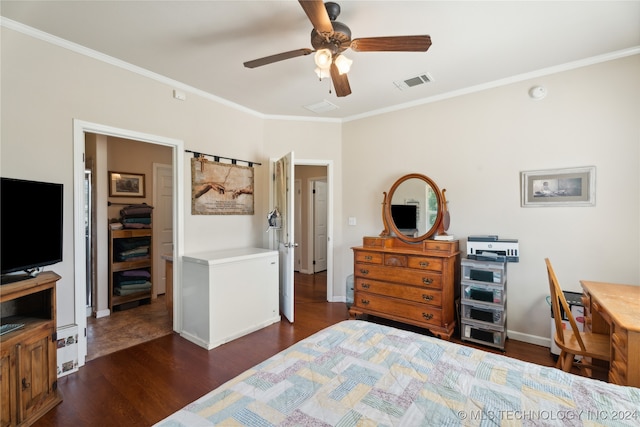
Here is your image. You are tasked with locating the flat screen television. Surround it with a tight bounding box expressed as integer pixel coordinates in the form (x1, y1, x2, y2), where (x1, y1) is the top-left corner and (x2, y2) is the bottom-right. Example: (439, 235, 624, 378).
(391, 204, 417, 230)
(1, 177, 63, 281)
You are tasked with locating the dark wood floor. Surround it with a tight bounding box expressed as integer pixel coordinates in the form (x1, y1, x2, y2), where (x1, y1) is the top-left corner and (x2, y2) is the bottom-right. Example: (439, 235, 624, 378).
(37, 272, 563, 426)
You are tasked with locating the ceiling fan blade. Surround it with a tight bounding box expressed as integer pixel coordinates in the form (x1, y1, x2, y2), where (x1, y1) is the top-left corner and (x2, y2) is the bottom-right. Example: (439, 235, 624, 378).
(243, 48, 314, 68)
(299, 0, 333, 35)
(350, 35, 432, 52)
(330, 62, 351, 97)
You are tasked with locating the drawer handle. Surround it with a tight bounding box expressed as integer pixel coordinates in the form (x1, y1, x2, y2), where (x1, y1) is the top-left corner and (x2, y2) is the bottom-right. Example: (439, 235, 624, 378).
(360, 299, 370, 305)
(419, 261, 430, 268)
(422, 294, 434, 301)
(422, 313, 433, 321)
(422, 278, 433, 285)
(359, 269, 369, 275)
(361, 283, 370, 289)
(364, 255, 373, 261)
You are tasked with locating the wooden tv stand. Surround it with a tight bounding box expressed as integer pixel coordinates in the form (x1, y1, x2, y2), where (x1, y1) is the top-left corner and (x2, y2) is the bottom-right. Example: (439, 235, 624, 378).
(0, 271, 62, 426)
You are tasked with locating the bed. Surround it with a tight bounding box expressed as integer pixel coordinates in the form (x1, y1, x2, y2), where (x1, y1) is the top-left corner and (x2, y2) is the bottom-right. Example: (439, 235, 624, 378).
(155, 320, 640, 426)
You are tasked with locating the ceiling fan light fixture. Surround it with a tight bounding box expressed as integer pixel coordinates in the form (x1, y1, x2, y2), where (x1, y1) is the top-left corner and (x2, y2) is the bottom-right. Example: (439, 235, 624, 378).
(314, 66, 330, 80)
(314, 48, 333, 68)
(334, 54, 352, 75)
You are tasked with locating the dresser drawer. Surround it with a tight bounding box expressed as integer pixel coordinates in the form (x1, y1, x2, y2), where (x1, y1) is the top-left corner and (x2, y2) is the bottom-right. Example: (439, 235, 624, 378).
(355, 277, 442, 306)
(354, 264, 442, 289)
(354, 251, 383, 264)
(384, 254, 407, 267)
(407, 256, 443, 272)
(353, 292, 442, 326)
(423, 240, 458, 255)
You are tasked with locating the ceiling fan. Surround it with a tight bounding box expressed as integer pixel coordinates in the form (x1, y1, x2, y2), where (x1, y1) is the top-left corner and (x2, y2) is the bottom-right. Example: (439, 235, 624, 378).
(243, 0, 432, 97)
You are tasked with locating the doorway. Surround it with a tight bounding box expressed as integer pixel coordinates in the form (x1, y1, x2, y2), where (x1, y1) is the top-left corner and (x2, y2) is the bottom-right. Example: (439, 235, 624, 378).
(293, 160, 334, 302)
(73, 120, 184, 367)
(294, 166, 329, 276)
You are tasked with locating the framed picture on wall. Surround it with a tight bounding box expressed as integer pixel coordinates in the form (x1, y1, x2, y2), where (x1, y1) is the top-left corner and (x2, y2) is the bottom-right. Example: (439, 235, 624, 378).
(109, 171, 145, 197)
(520, 166, 595, 207)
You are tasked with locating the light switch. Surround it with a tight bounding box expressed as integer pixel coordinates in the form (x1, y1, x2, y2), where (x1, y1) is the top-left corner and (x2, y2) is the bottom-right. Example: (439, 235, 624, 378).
(348, 217, 356, 226)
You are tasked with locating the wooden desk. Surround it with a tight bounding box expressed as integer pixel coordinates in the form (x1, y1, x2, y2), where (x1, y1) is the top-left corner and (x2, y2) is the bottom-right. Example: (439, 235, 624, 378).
(580, 280, 640, 387)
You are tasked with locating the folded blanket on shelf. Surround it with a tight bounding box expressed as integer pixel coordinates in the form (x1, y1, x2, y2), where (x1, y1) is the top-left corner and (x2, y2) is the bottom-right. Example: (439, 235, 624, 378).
(114, 237, 151, 251)
(114, 286, 151, 296)
(120, 203, 153, 217)
(122, 222, 151, 229)
(115, 278, 148, 286)
(116, 281, 152, 291)
(122, 217, 151, 224)
(119, 246, 149, 257)
(119, 269, 151, 278)
(116, 255, 150, 263)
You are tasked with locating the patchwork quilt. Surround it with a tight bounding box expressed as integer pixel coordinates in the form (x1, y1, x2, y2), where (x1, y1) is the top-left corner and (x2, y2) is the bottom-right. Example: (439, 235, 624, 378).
(156, 320, 640, 426)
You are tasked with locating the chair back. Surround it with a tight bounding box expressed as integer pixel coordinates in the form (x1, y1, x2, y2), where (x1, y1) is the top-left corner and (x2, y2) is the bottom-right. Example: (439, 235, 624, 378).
(545, 258, 586, 352)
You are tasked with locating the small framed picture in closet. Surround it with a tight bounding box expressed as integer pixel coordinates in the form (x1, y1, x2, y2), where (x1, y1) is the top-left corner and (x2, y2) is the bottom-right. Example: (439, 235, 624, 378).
(109, 171, 145, 197)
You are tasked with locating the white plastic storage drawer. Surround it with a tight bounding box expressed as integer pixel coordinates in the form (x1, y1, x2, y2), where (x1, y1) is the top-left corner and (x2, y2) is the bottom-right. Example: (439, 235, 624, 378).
(461, 301, 506, 326)
(461, 259, 506, 285)
(462, 320, 506, 349)
(462, 281, 506, 305)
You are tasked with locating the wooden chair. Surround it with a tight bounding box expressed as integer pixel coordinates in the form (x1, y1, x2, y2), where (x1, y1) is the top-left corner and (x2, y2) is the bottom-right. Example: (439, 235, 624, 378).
(545, 258, 610, 376)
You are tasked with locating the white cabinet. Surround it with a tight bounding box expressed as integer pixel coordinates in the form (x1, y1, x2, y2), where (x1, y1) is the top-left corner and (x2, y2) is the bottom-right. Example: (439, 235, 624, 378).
(181, 248, 280, 350)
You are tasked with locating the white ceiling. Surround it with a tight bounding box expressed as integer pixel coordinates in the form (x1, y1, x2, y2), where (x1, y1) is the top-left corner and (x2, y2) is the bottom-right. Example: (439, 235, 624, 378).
(2, 1, 639, 120)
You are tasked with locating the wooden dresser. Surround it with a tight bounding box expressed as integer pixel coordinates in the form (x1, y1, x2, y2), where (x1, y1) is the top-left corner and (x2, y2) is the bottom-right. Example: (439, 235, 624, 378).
(350, 236, 460, 339)
(581, 280, 640, 387)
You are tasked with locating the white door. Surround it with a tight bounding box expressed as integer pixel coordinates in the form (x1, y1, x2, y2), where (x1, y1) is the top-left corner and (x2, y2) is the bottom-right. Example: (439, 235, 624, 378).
(313, 180, 328, 272)
(274, 152, 295, 323)
(153, 163, 173, 296)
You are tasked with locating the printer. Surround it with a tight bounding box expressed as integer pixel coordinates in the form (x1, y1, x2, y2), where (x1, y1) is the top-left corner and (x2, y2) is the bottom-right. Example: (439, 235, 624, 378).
(467, 235, 519, 262)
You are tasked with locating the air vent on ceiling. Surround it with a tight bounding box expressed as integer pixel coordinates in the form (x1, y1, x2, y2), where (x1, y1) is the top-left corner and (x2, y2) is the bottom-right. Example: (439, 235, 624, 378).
(304, 99, 339, 114)
(393, 72, 434, 91)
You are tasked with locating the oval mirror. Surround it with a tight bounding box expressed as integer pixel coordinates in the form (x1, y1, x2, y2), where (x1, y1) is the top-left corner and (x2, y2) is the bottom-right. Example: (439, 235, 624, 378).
(382, 173, 444, 243)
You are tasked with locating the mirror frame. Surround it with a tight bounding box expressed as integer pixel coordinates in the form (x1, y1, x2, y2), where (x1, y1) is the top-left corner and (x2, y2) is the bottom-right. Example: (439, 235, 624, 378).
(380, 173, 446, 243)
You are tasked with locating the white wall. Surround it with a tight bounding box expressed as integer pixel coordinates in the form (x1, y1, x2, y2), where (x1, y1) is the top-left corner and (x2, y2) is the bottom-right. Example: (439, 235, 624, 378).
(1, 27, 272, 326)
(342, 55, 640, 343)
(263, 119, 344, 295)
(2, 24, 638, 345)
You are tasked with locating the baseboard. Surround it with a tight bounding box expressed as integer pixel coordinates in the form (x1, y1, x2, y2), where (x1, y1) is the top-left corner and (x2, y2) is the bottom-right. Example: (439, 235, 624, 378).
(180, 331, 209, 349)
(507, 330, 550, 348)
(94, 308, 110, 318)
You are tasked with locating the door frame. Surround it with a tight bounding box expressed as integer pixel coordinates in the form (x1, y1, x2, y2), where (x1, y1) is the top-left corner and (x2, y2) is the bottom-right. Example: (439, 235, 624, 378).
(73, 119, 184, 367)
(270, 158, 334, 304)
(307, 176, 327, 274)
